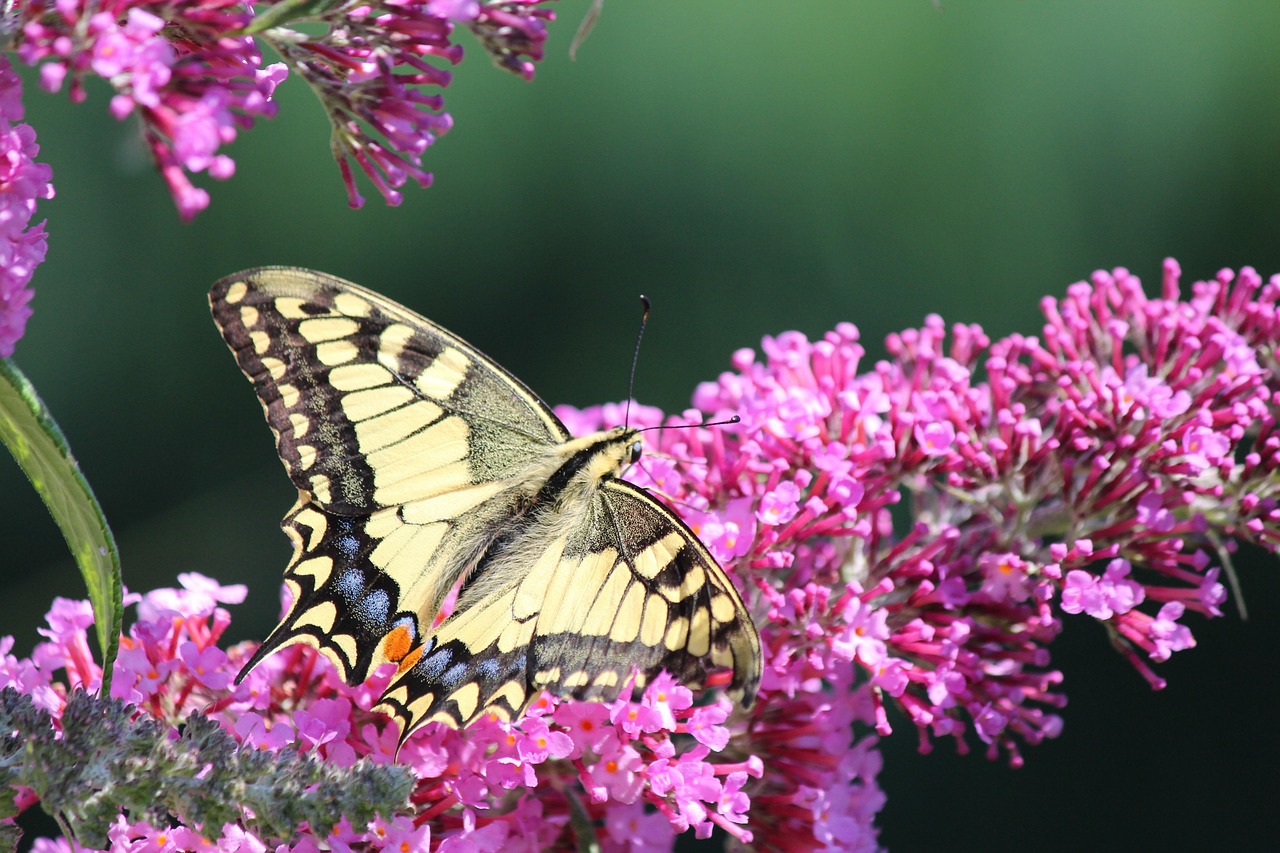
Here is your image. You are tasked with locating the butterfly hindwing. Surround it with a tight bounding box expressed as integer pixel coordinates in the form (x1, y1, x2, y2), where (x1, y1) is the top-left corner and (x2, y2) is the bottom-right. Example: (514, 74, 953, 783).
(212, 267, 761, 742)
(264, 499, 422, 682)
(374, 478, 760, 737)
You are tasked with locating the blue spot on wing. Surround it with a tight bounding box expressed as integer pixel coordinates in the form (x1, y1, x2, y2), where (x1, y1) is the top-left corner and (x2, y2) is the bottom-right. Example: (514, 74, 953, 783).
(441, 662, 469, 691)
(336, 534, 360, 558)
(416, 646, 453, 681)
(336, 568, 365, 601)
(356, 589, 390, 626)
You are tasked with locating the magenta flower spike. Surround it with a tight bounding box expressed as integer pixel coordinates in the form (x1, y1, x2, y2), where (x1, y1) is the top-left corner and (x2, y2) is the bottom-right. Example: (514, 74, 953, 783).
(0, 56, 52, 357)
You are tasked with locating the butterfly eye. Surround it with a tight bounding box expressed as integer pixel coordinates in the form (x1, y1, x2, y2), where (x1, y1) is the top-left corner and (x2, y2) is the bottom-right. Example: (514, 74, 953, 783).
(628, 441, 643, 465)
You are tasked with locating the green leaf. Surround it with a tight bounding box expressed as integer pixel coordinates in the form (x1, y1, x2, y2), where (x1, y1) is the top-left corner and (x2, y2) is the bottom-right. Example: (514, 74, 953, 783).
(237, 0, 346, 35)
(0, 359, 121, 694)
(562, 785, 602, 853)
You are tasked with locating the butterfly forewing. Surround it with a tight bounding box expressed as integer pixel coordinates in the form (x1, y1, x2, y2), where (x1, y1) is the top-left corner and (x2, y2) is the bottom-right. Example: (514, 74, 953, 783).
(212, 268, 568, 683)
(210, 267, 567, 514)
(211, 267, 761, 744)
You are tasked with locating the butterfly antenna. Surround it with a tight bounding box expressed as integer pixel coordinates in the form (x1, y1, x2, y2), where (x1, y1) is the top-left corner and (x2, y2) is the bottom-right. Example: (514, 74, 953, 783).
(700, 414, 741, 429)
(625, 295, 652, 428)
(636, 414, 741, 436)
(635, 414, 741, 487)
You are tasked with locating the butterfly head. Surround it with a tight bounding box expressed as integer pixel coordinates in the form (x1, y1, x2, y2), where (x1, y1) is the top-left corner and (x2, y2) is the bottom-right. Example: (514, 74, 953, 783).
(609, 427, 646, 474)
(596, 425, 644, 476)
(556, 426, 645, 485)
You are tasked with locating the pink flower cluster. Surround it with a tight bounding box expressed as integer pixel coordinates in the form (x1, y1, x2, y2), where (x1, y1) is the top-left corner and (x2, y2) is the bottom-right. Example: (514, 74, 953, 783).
(569, 260, 1267, 774)
(11, 1, 557, 218)
(0, 56, 52, 357)
(17, 0, 284, 219)
(306, 0, 555, 207)
(2, 573, 782, 851)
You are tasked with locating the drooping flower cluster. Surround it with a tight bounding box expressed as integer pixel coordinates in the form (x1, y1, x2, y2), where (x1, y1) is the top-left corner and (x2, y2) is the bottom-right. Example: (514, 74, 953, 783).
(15, 0, 283, 219)
(9, 1, 557, 218)
(0, 55, 52, 357)
(5, 261, 1279, 851)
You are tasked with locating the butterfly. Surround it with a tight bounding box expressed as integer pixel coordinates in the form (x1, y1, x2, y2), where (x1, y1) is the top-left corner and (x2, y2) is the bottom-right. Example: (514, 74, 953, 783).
(209, 267, 761, 747)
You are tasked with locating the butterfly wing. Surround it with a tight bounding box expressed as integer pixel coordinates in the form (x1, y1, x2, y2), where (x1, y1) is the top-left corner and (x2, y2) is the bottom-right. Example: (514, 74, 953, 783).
(210, 267, 570, 685)
(375, 476, 761, 740)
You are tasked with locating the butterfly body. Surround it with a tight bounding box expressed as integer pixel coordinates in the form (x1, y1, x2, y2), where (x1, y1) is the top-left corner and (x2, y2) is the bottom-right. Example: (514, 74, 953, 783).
(211, 268, 759, 746)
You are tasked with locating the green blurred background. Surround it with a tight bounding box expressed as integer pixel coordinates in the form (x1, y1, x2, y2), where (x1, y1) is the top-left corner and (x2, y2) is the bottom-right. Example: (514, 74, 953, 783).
(5, 1, 1279, 849)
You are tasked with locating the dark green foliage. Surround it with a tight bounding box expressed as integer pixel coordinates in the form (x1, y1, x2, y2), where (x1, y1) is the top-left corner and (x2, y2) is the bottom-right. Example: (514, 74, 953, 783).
(0, 688, 413, 848)
(0, 821, 18, 853)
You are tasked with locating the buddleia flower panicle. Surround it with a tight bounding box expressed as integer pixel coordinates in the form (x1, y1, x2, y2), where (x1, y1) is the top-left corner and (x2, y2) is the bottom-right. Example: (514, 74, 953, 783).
(4, 262, 1279, 851)
(9, 1, 557, 218)
(1, 573, 770, 851)
(0, 55, 51, 357)
(16, 0, 284, 219)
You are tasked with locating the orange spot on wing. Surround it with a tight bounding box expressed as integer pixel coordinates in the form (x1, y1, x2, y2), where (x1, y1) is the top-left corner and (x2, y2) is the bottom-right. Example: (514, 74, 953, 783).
(395, 643, 424, 675)
(382, 624, 416, 664)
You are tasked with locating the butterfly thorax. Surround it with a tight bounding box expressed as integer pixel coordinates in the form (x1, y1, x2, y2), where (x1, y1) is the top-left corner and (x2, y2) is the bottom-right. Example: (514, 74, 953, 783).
(449, 427, 643, 607)
(533, 427, 643, 511)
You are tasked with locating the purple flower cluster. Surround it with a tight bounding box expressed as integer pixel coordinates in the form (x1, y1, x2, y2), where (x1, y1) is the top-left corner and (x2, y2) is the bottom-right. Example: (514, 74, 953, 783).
(5, 261, 1279, 851)
(17, 0, 284, 219)
(11, 1, 557, 218)
(0, 56, 52, 358)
